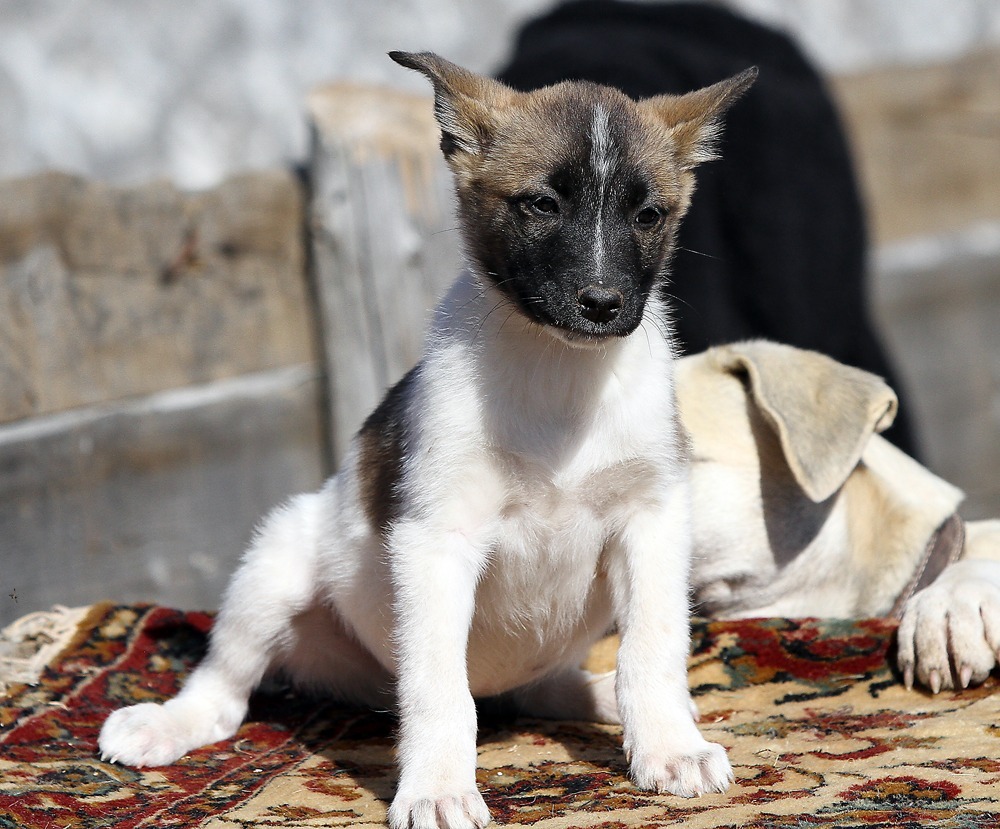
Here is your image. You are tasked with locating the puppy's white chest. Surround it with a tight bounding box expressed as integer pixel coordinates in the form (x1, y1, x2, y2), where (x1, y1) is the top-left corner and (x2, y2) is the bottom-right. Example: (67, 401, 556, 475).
(464, 471, 615, 693)
(496, 469, 608, 562)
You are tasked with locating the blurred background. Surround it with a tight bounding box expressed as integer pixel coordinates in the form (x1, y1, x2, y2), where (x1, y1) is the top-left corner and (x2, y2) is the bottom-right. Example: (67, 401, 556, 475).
(2, 0, 999, 626)
(1, 0, 999, 190)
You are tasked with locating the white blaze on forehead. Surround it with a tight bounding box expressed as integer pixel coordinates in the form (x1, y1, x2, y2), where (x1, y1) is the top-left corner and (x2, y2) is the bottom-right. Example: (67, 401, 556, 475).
(590, 103, 614, 277)
(590, 102, 614, 183)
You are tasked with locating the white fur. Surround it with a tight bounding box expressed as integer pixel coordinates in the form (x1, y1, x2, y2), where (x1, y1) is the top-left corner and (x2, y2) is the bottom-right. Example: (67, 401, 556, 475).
(99, 270, 730, 829)
(590, 103, 614, 273)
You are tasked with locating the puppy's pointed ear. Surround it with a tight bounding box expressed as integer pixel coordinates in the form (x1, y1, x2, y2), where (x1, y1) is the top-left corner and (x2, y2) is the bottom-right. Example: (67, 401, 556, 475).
(389, 51, 512, 160)
(641, 67, 757, 168)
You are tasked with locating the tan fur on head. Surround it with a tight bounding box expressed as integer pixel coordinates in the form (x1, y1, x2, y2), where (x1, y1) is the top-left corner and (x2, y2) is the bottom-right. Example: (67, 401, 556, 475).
(390, 51, 757, 350)
(710, 340, 898, 503)
(677, 339, 962, 620)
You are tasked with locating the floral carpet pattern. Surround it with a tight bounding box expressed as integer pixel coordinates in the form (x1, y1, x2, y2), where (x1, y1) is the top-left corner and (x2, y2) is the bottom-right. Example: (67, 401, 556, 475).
(2, 603, 999, 828)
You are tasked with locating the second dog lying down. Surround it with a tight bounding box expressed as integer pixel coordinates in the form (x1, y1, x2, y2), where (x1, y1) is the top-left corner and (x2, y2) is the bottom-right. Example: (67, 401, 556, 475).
(677, 339, 1000, 693)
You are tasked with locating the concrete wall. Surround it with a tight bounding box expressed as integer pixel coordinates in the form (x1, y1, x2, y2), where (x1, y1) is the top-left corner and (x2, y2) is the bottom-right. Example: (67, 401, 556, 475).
(2, 364, 325, 622)
(0, 171, 328, 626)
(829, 51, 1000, 519)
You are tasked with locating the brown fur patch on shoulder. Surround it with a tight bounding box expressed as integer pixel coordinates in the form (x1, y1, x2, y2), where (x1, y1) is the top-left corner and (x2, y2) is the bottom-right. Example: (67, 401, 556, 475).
(356, 367, 418, 533)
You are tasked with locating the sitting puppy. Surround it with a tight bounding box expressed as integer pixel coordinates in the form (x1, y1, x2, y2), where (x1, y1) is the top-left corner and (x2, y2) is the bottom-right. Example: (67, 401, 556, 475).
(99, 52, 756, 828)
(677, 340, 1000, 693)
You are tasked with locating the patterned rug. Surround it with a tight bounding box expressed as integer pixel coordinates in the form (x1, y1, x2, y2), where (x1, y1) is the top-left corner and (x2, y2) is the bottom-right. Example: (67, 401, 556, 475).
(2, 604, 999, 828)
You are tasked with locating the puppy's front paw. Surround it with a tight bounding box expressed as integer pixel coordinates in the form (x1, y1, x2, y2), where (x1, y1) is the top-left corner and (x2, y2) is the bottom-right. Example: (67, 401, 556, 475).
(897, 560, 1000, 693)
(99, 703, 194, 767)
(99, 693, 242, 767)
(388, 789, 490, 829)
(629, 739, 733, 797)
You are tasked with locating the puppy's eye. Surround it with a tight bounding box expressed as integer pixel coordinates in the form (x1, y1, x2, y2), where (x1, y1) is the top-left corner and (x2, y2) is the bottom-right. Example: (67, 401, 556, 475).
(529, 195, 560, 216)
(635, 206, 664, 227)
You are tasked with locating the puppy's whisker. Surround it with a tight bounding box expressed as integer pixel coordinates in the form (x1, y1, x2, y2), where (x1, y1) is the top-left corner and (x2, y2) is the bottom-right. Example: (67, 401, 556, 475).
(473, 296, 519, 345)
(659, 287, 706, 332)
(456, 275, 529, 318)
(661, 290, 697, 315)
(639, 319, 658, 358)
(495, 308, 525, 341)
(677, 245, 724, 262)
(530, 330, 559, 386)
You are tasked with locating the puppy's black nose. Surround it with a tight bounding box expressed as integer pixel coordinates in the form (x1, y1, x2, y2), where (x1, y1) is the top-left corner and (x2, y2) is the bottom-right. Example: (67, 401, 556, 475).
(577, 285, 623, 324)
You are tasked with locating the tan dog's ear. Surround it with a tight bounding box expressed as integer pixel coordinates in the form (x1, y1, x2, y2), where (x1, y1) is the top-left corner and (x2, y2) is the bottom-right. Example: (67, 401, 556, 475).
(640, 67, 757, 168)
(389, 51, 513, 160)
(712, 340, 898, 503)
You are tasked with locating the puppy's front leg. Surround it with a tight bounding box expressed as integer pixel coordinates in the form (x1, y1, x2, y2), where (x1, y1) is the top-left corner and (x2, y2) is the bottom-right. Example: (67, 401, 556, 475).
(387, 518, 491, 829)
(609, 477, 733, 797)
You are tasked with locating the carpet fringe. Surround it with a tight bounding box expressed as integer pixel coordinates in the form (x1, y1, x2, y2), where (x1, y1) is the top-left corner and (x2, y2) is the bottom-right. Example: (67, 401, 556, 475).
(0, 604, 90, 696)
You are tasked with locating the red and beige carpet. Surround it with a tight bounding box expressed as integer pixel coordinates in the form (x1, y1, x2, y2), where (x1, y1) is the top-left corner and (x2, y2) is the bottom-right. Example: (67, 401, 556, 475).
(2, 603, 999, 828)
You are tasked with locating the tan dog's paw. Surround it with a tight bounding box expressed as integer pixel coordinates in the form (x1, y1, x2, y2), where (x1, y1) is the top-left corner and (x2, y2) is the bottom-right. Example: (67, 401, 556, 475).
(897, 560, 1000, 692)
(388, 789, 490, 829)
(629, 739, 732, 797)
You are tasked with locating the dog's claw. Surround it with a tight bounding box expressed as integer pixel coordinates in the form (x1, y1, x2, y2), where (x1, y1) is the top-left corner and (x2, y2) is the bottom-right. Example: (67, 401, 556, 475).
(929, 669, 942, 695)
(960, 664, 973, 689)
(902, 663, 914, 691)
(389, 791, 491, 829)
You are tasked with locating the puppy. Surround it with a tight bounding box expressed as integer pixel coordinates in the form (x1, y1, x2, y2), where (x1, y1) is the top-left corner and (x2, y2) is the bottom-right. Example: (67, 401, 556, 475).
(98, 52, 756, 828)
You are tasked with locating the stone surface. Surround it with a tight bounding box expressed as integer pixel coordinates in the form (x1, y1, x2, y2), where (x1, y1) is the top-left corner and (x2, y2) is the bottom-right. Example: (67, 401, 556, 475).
(0, 170, 318, 424)
(0, 169, 327, 625)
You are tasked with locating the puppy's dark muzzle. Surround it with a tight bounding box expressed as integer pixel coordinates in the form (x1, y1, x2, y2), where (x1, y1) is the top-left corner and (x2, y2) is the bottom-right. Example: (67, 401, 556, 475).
(577, 285, 624, 324)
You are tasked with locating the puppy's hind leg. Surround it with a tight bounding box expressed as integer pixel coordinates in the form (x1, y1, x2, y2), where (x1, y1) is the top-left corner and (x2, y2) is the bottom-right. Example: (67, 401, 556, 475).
(513, 668, 620, 724)
(99, 492, 326, 767)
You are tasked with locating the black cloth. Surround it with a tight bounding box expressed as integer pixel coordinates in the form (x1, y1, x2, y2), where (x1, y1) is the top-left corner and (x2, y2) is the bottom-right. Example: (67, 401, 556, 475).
(496, 0, 918, 456)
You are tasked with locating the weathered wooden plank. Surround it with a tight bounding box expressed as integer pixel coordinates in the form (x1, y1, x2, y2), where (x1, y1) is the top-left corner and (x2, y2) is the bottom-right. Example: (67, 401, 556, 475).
(307, 83, 461, 461)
